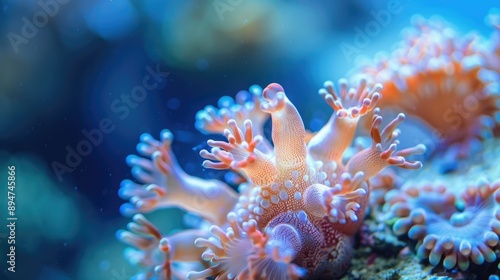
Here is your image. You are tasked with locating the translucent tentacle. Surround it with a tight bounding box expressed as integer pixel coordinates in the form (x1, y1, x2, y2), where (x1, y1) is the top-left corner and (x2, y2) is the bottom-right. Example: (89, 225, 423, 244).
(385, 179, 500, 271)
(308, 79, 382, 162)
(119, 130, 238, 225)
(200, 119, 278, 186)
(346, 113, 426, 179)
(195, 85, 273, 154)
(187, 213, 308, 280)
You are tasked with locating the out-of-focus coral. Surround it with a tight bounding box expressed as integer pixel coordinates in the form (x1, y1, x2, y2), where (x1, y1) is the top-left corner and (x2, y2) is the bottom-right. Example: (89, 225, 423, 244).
(351, 15, 500, 157)
(485, 9, 500, 80)
(194, 85, 273, 154)
(382, 136, 500, 273)
(385, 178, 500, 271)
(116, 78, 424, 279)
(373, 11, 500, 278)
(484, 9, 500, 137)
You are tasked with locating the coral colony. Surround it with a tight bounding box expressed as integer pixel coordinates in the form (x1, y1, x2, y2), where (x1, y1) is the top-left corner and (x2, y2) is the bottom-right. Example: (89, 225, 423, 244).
(116, 12, 500, 279)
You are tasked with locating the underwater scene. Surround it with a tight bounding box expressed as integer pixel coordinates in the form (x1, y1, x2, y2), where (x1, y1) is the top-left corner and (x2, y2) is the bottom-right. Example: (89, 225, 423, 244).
(1, 0, 500, 279)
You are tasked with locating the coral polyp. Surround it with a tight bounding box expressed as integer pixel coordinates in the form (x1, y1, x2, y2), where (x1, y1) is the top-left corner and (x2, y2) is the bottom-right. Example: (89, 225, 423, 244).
(353, 16, 500, 155)
(116, 11, 500, 280)
(385, 178, 500, 271)
(195, 82, 425, 278)
(188, 213, 310, 280)
(117, 78, 424, 279)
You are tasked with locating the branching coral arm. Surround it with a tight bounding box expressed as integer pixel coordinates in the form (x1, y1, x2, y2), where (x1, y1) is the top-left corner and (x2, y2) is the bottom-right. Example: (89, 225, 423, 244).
(385, 179, 500, 271)
(304, 171, 368, 235)
(200, 119, 278, 186)
(116, 214, 210, 280)
(346, 113, 426, 179)
(119, 130, 238, 225)
(261, 83, 308, 173)
(195, 85, 273, 154)
(308, 79, 381, 163)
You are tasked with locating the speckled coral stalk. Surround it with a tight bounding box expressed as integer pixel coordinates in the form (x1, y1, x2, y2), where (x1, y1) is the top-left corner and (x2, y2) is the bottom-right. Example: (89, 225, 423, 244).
(193, 82, 423, 278)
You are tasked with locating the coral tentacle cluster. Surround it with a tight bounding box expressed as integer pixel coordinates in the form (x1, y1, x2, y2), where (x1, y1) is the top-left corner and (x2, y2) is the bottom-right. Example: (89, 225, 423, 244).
(372, 10, 500, 276)
(117, 78, 424, 279)
(116, 10, 500, 280)
(385, 179, 500, 271)
(352, 15, 500, 156)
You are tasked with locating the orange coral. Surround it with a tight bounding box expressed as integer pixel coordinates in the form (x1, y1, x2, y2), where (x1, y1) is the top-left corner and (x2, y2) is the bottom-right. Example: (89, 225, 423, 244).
(353, 16, 500, 154)
(118, 78, 424, 279)
(385, 179, 500, 271)
(193, 82, 423, 278)
(119, 129, 238, 225)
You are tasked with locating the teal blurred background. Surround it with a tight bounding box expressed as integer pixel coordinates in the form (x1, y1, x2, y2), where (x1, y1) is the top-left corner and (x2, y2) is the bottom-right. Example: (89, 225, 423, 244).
(0, 0, 497, 279)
